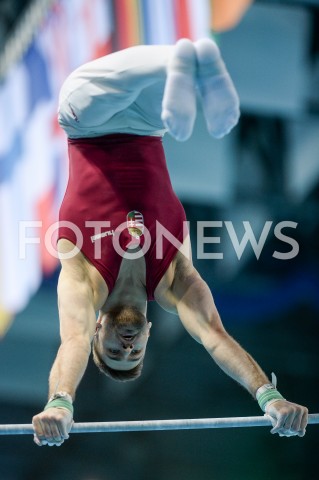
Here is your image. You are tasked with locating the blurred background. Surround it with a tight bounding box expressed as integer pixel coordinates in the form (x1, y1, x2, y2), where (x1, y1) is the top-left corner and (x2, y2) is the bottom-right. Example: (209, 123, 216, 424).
(0, 0, 319, 479)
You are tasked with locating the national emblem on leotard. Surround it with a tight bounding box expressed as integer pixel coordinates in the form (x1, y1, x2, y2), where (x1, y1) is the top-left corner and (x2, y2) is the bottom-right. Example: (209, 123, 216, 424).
(127, 210, 144, 238)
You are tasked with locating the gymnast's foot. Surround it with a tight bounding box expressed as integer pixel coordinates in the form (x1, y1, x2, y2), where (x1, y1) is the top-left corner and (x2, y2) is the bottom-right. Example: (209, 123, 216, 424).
(195, 38, 240, 139)
(161, 38, 197, 142)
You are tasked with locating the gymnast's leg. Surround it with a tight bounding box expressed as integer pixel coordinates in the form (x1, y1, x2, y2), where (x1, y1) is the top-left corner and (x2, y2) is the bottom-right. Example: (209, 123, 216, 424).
(195, 38, 240, 138)
(161, 37, 240, 140)
(160, 38, 197, 141)
(58, 40, 239, 141)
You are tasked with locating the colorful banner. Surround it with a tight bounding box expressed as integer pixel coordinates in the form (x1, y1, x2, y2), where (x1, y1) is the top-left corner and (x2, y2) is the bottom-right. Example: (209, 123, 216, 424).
(114, 0, 211, 49)
(0, 0, 113, 337)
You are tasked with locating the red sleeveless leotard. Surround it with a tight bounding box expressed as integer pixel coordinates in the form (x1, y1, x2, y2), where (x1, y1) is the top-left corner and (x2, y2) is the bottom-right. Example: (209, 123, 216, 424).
(58, 134, 187, 301)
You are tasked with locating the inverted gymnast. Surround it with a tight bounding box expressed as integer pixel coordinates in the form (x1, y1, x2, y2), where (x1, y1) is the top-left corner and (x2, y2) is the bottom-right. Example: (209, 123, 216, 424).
(32, 39, 308, 446)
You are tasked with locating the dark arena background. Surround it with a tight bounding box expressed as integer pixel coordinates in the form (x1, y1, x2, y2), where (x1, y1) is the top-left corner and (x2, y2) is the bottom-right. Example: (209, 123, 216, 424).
(0, 1, 319, 479)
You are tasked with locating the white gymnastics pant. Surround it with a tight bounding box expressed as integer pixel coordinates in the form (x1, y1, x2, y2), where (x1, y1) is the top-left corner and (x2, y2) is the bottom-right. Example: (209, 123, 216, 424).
(58, 45, 174, 139)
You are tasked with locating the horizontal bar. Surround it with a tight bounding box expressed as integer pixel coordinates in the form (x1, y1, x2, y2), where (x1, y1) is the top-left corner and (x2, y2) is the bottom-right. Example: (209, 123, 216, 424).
(1, 413, 318, 435)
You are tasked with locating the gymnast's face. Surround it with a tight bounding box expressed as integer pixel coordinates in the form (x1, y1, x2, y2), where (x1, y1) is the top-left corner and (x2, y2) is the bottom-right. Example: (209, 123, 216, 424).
(95, 311, 152, 371)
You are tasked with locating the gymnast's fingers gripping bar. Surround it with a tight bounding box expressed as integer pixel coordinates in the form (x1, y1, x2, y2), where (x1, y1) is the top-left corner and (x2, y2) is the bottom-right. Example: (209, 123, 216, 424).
(1, 414, 318, 435)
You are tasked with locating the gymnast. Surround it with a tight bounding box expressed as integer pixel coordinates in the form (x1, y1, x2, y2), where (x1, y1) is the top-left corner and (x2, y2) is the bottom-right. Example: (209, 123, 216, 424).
(32, 39, 308, 446)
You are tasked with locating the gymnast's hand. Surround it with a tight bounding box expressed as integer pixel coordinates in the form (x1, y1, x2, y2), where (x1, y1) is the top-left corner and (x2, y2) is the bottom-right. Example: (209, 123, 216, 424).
(265, 400, 308, 437)
(32, 408, 73, 446)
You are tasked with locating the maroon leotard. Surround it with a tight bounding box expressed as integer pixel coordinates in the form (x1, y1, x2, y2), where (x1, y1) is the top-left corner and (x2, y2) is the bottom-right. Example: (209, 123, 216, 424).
(58, 134, 187, 301)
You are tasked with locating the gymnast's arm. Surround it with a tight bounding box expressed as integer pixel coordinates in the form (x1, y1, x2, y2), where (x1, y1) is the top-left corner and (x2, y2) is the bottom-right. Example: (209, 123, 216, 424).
(32, 243, 105, 446)
(168, 259, 308, 437)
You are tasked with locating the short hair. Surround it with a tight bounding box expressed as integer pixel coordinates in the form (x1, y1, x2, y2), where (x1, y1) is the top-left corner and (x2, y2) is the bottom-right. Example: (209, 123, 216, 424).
(92, 342, 143, 382)
(92, 305, 147, 382)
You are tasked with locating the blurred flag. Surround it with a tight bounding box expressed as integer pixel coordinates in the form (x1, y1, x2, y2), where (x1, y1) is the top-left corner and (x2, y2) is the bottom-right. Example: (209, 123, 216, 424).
(0, 0, 113, 337)
(140, 0, 176, 45)
(113, 0, 141, 50)
(114, 0, 212, 49)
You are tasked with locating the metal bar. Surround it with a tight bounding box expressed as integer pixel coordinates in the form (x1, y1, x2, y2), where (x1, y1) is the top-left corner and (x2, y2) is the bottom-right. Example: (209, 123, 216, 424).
(1, 414, 318, 435)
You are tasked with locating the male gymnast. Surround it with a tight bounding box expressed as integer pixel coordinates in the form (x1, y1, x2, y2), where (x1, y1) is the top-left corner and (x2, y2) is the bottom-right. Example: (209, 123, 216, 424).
(32, 39, 308, 446)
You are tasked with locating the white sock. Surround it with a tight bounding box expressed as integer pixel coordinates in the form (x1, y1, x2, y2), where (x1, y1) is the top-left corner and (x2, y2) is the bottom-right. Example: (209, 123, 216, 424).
(161, 39, 197, 142)
(195, 38, 240, 139)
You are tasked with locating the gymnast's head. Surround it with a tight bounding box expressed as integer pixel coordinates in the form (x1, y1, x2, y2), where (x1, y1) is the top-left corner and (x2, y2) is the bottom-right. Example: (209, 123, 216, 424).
(92, 305, 152, 381)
